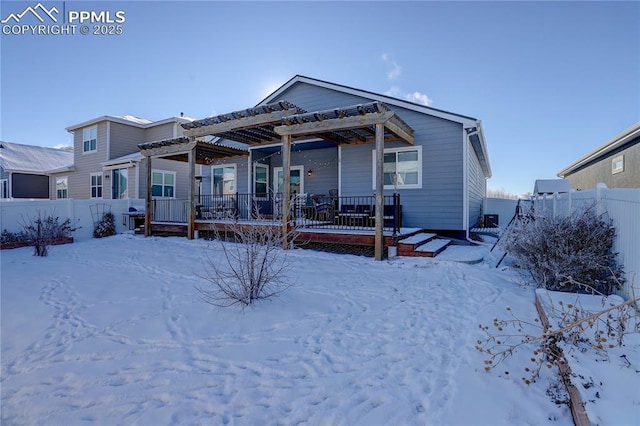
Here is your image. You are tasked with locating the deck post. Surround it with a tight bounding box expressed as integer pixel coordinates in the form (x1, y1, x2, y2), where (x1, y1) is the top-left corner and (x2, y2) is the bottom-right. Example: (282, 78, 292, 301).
(281, 134, 292, 249)
(374, 122, 384, 260)
(187, 145, 196, 240)
(145, 156, 152, 237)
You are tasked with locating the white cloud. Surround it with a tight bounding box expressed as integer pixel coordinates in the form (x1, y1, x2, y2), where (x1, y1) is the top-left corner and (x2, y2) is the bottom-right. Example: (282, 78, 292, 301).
(384, 86, 401, 97)
(381, 53, 401, 80)
(384, 87, 434, 107)
(404, 91, 433, 106)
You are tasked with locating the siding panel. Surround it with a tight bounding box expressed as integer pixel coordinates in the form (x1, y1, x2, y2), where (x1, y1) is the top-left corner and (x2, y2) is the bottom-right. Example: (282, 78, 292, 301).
(68, 122, 108, 199)
(109, 123, 144, 160)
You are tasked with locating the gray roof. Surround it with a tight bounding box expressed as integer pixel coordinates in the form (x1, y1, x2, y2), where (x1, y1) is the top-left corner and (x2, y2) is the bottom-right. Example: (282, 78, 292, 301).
(533, 179, 572, 195)
(0, 141, 74, 174)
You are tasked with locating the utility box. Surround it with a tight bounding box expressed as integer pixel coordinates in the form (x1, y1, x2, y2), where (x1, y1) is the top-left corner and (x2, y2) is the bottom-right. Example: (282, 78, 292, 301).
(484, 214, 499, 227)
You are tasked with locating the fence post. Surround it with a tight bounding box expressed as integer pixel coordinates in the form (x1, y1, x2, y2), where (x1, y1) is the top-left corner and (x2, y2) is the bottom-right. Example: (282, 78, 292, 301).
(553, 193, 557, 218)
(595, 183, 607, 216)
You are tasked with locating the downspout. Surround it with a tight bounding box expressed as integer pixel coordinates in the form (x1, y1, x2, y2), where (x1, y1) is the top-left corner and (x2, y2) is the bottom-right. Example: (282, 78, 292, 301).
(462, 127, 469, 240)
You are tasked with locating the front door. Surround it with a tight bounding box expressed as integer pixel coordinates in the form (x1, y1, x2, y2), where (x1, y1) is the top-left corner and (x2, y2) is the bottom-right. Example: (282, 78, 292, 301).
(273, 166, 304, 217)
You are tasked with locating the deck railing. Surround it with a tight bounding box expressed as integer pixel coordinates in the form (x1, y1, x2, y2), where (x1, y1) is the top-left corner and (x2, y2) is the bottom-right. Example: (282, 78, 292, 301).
(151, 193, 402, 232)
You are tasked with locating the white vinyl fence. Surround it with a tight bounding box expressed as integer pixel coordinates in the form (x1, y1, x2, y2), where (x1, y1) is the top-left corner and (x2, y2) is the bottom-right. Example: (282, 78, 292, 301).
(0, 198, 145, 242)
(533, 184, 640, 300)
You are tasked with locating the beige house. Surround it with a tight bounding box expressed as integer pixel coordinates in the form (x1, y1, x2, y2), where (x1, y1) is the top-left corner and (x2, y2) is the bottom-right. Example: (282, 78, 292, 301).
(52, 115, 193, 201)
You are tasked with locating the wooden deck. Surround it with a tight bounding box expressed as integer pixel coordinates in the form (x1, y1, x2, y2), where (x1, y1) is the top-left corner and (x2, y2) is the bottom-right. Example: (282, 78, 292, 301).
(145, 220, 421, 250)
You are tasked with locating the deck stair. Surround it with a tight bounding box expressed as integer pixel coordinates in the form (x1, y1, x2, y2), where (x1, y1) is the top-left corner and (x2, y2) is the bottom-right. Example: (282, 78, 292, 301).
(397, 232, 451, 257)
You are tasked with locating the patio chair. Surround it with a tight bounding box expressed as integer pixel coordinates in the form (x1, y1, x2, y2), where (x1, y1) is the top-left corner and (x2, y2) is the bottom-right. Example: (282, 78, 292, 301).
(312, 195, 333, 221)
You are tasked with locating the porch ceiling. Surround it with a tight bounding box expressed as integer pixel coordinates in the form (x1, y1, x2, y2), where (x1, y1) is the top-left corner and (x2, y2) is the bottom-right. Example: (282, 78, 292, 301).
(137, 137, 248, 164)
(181, 100, 415, 147)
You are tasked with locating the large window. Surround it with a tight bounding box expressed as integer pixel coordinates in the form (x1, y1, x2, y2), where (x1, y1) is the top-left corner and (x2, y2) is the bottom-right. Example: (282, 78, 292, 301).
(56, 177, 68, 199)
(152, 170, 175, 198)
(212, 165, 236, 196)
(254, 164, 268, 198)
(111, 168, 128, 199)
(83, 126, 97, 153)
(90, 173, 103, 198)
(372, 146, 422, 189)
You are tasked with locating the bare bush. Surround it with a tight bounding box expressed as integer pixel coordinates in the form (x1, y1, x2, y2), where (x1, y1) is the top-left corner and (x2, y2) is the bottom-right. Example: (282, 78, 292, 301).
(476, 282, 639, 385)
(19, 211, 75, 257)
(196, 212, 298, 307)
(500, 204, 624, 295)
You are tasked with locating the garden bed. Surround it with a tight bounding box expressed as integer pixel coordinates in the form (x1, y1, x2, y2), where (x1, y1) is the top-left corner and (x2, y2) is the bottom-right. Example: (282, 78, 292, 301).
(0, 237, 74, 250)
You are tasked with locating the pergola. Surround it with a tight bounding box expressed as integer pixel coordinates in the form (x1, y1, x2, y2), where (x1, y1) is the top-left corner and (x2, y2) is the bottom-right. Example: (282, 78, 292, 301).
(139, 100, 415, 260)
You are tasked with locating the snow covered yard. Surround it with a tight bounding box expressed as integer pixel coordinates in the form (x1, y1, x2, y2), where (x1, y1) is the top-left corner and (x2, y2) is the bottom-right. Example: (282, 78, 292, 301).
(0, 234, 635, 425)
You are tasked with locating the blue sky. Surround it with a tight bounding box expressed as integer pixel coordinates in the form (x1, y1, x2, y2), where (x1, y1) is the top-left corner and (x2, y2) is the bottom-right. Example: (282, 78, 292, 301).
(1, 1, 638, 196)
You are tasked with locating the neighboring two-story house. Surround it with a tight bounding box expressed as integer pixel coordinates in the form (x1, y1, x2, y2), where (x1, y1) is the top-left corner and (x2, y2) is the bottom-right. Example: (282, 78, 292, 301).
(53, 115, 193, 201)
(558, 122, 640, 189)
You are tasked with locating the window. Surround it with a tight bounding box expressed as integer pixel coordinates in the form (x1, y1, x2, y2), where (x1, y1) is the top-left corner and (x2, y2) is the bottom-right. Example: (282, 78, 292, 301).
(152, 170, 175, 198)
(83, 126, 97, 153)
(372, 146, 422, 189)
(0, 179, 8, 199)
(612, 155, 624, 174)
(111, 168, 128, 199)
(56, 177, 68, 199)
(254, 164, 268, 198)
(274, 166, 304, 195)
(212, 165, 236, 196)
(90, 173, 103, 198)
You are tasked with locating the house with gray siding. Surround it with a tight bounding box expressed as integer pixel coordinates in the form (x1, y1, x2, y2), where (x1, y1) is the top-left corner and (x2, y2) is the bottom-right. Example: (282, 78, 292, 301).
(60, 115, 193, 202)
(0, 141, 73, 199)
(558, 122, 640, 190)
(195, 76, 491, 239)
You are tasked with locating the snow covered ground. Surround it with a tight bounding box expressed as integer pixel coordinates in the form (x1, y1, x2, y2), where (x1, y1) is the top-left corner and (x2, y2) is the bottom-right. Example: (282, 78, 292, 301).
(1, 234, 637, 425)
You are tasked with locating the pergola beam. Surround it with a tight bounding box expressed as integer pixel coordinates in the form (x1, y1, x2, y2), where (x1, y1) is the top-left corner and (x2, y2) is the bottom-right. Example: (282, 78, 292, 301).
(183, 108, 301, 139)
(139, 141, 197, 159)
(385, 117, 415, 145)
(274, 111, 394, 137)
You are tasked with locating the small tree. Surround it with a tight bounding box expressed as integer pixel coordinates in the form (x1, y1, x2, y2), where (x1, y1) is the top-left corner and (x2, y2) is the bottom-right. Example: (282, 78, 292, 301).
(93, 212, 116, 238)
(196, 209, 298, 307)
(500, 204, 624, 295)
(20, 211, 74, 257)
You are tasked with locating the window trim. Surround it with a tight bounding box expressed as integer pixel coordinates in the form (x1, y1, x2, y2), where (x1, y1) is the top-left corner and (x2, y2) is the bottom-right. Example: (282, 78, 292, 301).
(56, 176, 68, 199)
(0, 179, 8, 199)
(273, 165, 305, 195)
(253, 163, 269, 199)
(90, 172, 103, 199)
(612, 155, 624, 175)
(372, 146, 422, 190)
(151, 169, 176, 199)
(83, 126, 97, 154)
(211, 164, 237, 197)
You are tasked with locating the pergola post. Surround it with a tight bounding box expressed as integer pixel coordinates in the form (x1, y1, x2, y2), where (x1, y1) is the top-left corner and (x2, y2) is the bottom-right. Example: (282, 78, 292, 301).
(374, 122, 385, 260)
(187, 145, 196, 240)
(281, 134, 292, 249)
(145, 156, 152, 237)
